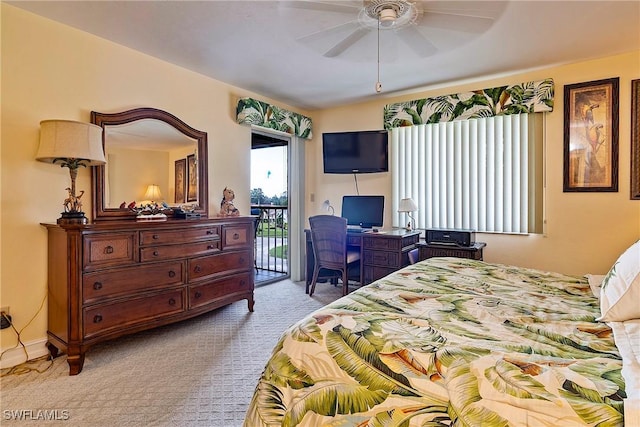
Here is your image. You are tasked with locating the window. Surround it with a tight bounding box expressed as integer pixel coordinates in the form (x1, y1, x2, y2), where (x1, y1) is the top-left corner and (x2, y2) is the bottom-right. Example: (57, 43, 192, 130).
(391, 113, 544, 234)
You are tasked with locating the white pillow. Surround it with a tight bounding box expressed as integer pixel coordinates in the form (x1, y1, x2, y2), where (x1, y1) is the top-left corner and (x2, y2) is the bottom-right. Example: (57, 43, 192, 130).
(597, 241, 640, 322)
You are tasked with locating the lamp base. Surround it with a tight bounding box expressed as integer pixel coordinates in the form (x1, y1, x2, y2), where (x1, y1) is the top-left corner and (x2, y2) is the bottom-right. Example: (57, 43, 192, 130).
(57, 211, 88, 225)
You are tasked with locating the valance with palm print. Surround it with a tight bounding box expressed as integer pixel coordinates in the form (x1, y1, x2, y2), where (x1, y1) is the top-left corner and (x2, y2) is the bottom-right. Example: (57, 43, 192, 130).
(383, 78, 554, 130)
(236, 97, 313, 139)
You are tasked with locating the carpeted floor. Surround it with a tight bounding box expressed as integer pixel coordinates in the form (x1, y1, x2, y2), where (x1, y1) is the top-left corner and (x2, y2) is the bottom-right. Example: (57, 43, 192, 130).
(0, 279, 342, 426)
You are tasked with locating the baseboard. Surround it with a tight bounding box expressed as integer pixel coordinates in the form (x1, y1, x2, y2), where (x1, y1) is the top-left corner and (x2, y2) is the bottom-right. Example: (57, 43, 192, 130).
(0, 338, 50, 369)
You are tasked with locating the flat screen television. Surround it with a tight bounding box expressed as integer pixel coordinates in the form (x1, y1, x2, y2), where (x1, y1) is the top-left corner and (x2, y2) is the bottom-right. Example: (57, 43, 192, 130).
(323, 130, 388, 174)
(341, 195, 384, 229)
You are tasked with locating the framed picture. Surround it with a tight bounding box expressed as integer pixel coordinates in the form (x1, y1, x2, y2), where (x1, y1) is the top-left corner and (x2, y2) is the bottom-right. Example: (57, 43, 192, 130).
(631, 79, 640, 200)
(563, 77, 619, 192)
(174, 158, 186, 203)
(187, 154, 197, 202)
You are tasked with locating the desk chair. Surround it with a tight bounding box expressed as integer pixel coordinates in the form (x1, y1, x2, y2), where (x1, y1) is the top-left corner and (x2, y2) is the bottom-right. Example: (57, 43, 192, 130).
(308, 215, 360, 296)
(408, 248, 419, 265)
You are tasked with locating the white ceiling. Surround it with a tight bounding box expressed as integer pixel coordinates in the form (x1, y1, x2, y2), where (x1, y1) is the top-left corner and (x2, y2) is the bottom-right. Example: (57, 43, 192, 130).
(9, 0, 640, 110)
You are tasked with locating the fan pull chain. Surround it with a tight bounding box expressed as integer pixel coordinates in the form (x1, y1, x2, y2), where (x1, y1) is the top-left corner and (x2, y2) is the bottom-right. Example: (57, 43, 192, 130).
(376, 16, 382, 93)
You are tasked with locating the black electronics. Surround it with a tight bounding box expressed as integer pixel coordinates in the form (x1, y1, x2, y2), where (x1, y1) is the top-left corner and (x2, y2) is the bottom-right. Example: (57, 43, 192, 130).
(322, 130, 389, 174)
(426, 228, 476, 247)
(341, 195, 384, 229)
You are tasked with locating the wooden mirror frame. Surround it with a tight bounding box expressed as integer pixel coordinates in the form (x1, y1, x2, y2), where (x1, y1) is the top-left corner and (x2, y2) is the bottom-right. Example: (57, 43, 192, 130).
(91, 107, 209, 221)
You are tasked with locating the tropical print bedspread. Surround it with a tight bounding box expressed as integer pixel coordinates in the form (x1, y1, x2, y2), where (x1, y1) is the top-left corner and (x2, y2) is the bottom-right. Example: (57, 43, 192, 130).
(244, 258, 625, 427)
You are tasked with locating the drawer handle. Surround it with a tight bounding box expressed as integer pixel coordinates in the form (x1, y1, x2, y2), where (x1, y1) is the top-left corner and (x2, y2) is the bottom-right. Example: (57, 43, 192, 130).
(93, 314, 103, 323)
(168, 270, 176, 278)
(104, 246, 114, 254)
(239, 257, 245, 264)
(152, 234, 160, 240)
(207, 245, 216, 250)
(206, 230, 214, 235)
(240, 280, 246, 286)
(168, 298, 176, 306)
(194, 291, 202, 299)
(153, 250, 159, 257)
(93, 282, 103, 290)
(233, 232, 240, 240)
(194, 265, 202, 273)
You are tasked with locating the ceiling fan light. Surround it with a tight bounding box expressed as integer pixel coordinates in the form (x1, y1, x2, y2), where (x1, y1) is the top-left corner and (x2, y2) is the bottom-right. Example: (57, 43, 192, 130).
(379, 8, 396, 27)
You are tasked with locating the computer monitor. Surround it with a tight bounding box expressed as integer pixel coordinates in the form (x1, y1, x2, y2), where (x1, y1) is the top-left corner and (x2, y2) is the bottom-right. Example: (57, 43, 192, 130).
(341, 195, 384, 229)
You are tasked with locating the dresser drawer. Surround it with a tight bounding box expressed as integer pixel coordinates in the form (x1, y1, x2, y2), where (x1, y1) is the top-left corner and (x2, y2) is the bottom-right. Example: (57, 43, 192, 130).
(140, 226, 220, 245)
(83, 262, 184, 304)
(363, 236, 402, 251)
(222, 224, 251, 249)
(189, 272, 253, 310)
(140, 240, 220, 262)
(188, 250, 252, 281)
(363, 250, 401, 268)
(83, 288, 184, 338)
(83, 233, 136, 269)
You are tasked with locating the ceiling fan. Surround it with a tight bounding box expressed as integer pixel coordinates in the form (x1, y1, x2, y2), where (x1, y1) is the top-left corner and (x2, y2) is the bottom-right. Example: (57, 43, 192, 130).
(280, 0, 506, 60)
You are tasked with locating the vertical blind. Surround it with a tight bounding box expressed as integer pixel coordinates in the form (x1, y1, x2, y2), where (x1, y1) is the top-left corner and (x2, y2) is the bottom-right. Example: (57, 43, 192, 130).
(391, 114, 532, 234)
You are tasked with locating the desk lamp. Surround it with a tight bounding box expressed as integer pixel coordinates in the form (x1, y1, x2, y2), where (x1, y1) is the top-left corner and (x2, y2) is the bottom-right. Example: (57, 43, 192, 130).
(322, 199, 335, 215)
(36, 120, 105, 225)
(398, 197, 418, 231)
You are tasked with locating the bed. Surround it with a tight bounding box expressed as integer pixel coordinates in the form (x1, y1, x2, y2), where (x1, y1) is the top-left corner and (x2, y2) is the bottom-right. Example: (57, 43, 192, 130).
(244, 242, 640, 427)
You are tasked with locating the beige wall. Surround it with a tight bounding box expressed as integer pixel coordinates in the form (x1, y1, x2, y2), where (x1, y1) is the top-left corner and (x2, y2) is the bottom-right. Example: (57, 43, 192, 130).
(1, 4, 639, 361)
(0, 5, 308, 357)
(307, 52, 640, 276)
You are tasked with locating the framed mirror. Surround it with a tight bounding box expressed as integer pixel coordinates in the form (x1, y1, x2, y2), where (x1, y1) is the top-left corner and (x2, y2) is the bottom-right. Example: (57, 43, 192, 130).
(91, 107, 208, 221)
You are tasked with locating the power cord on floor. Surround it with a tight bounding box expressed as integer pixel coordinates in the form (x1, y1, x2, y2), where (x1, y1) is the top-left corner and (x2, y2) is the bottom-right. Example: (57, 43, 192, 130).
(0, 294, 54, 377)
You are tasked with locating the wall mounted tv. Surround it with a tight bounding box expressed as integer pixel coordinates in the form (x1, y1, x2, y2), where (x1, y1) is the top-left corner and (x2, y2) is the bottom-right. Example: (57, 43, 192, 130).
(322, 130, 389, 174)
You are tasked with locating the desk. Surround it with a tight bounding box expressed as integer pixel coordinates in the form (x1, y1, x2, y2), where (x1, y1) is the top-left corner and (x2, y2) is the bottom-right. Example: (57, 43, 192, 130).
(305, 228, 420, 291)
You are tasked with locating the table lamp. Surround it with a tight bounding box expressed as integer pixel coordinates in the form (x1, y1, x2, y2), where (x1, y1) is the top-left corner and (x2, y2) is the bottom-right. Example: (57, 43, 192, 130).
(144, 184, 162, 204)
(36, 120, 105, 225)
(398, 197, 418, 231)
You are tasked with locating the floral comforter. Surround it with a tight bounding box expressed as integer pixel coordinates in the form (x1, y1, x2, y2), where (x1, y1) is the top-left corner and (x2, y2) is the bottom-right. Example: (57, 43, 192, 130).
(244, 258, 625, 427)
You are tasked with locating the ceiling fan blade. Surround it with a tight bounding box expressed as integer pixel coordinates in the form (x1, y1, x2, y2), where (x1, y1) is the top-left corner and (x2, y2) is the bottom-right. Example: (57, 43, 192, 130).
(324, 26, 370, 57)
(396, 26, 438, 57)
(298, 20, 360, 42)
(279, 0, 362, 14)
(419, 11, 495, 33)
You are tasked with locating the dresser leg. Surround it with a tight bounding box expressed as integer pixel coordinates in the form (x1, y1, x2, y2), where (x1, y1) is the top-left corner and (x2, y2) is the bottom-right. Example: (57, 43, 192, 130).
(66, 350, 86, 376)
(46, 342, 60, 359)
(247, 295, 255, 312)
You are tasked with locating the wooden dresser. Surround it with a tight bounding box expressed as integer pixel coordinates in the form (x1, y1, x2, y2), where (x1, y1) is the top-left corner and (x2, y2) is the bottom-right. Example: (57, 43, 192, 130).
(43, 216, 254, 375)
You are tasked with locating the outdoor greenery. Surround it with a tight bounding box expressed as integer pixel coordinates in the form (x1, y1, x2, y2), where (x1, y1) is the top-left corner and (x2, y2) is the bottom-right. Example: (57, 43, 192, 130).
(256, 222, 288, 238)
(268, 245, 287, 259)
(250, 188, 288, 206)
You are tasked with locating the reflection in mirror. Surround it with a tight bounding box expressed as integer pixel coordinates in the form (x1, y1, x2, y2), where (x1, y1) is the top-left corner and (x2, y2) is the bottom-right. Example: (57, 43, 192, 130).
(104, 120, 196, 208)
(91, 108, 208, 221)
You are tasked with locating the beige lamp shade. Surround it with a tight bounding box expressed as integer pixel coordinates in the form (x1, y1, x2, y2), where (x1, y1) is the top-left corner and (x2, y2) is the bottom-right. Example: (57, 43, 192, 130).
(144, 184, 162, 201)
(36, 120, 105, 165)
(398, 197, 418, 213)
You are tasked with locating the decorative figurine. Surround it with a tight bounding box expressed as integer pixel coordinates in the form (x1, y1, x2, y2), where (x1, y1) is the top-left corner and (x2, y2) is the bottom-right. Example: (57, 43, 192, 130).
(219, 187, 240, 216)
(63, 187, 84, 214)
